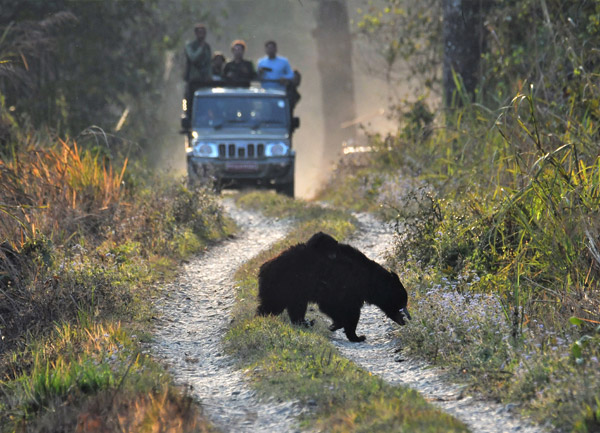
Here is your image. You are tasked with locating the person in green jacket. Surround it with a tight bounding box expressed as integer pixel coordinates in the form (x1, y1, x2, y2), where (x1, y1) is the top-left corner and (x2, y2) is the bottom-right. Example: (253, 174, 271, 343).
(183, 23, 212, 128)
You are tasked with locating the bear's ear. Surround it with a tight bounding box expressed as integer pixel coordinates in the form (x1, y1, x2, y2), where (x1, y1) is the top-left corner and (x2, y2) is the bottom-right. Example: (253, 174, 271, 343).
(307, 232, 338, 258)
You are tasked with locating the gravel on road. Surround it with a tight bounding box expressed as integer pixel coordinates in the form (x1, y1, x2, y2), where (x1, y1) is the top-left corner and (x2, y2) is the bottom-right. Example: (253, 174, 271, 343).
(150, 199, 307, 433)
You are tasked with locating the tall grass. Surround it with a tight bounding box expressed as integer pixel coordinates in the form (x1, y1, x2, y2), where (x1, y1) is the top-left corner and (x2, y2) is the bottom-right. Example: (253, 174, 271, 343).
(0, 135, 230, 431)
(1, 137, 231, 351)
(1, 139, 126, 241)
(318, 83, 600, 430)
(365, 85, 600, 330)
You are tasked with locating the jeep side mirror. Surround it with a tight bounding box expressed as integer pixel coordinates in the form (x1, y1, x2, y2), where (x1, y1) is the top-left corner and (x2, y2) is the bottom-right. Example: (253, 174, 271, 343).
(291, 117, 300, 130)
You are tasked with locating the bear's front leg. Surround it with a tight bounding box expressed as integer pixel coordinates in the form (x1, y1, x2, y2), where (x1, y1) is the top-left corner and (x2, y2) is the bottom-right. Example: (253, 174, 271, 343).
(286, 301, 308, 325)
(328, 322, 343, 332)
(343, 312, 366, 342)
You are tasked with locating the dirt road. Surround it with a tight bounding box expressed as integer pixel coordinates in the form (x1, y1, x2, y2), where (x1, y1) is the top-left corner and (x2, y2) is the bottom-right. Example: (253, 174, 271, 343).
(150, 199, 547, 433)
(331, 212, 547, 433)
(151, 200, 305, 432)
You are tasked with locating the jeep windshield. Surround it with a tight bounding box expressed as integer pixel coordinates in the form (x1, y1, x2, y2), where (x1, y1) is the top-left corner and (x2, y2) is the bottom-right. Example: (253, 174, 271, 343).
(192, 96, 289, 129)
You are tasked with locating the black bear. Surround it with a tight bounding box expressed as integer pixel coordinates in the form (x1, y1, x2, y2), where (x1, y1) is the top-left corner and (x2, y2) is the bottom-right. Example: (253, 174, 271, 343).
(257, 232, 411, 342)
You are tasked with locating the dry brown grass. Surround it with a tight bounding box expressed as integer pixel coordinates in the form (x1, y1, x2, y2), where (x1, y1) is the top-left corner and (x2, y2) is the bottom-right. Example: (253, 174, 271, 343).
(0, 138, 229, 431)
(11, 387, 217, 433)
(0, 139, 126, 246)
(74, 389, 216, 433)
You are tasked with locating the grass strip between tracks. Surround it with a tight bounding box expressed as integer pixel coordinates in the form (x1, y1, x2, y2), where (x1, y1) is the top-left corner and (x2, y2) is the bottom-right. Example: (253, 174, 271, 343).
(224, 191, 468, 433)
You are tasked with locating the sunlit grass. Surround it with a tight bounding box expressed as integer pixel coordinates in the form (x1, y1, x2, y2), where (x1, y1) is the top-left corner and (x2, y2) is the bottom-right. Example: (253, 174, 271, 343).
(0, 320, 215, 432)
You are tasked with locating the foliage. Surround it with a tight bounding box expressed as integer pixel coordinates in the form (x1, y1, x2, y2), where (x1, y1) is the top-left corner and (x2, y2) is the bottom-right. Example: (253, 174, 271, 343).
(507, 321, 600, 432)
(0, 134, 230, 430)
(316, 2, 600, 429)
(356, 0, 600, 110)
(401, 272, 514, 381)
(0, 2, 233, 430)
(355, 0, 442, 91)
(482, 0, 600, 108)
(0, 0, 219, 151)
(0, 134, 232, 360)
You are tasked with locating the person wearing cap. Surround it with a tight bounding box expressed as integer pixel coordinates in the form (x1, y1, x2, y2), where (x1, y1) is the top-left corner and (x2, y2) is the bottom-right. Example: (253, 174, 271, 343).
(257, 40, 294, 91)
(223, 40, 256, 84)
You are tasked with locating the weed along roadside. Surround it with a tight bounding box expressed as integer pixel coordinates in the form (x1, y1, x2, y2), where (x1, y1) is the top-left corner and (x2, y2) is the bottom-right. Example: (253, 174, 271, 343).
(149, 198, 303, 432)
(327, 212, 546, 433)
(0, 140, 232, 431)
(224, 191, 469, 432)
(315, 88, 600, 431)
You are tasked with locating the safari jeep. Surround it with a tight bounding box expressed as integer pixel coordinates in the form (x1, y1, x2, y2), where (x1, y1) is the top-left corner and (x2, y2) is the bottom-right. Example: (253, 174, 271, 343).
(184, 86, 299, 197)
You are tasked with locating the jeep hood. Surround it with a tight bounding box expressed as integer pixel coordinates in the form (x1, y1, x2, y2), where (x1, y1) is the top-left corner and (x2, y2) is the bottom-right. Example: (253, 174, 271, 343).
(193, 129, 290, 141)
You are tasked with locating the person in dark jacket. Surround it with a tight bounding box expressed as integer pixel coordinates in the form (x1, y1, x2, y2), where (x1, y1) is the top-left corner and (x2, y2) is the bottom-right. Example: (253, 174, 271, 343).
(183, 23, 212, 128)
(184, 23, 212, 84)
(223, 40, 256, 85)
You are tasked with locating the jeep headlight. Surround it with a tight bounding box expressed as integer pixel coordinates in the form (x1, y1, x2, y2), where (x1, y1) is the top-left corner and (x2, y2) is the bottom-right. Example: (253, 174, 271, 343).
(265, 141, 289, 157)
(192, 141, 218, 158)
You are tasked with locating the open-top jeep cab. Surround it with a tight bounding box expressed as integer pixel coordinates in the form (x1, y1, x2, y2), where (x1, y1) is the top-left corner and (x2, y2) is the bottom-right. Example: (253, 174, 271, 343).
(183, 83, 299, 197)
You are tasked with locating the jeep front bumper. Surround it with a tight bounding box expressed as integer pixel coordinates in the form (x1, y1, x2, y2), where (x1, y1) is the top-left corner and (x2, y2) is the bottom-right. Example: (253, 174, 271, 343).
(187, 155, 294, 187)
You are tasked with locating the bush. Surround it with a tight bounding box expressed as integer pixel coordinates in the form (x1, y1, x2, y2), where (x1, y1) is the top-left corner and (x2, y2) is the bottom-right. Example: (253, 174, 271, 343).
(0, 138, 231, 354)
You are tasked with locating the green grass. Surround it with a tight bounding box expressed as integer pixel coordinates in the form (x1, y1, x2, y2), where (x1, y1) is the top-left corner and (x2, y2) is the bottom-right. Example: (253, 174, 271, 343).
(0, 139, 232, 432)
(225, 191, 469, 432)
(0, 320, 217, 432)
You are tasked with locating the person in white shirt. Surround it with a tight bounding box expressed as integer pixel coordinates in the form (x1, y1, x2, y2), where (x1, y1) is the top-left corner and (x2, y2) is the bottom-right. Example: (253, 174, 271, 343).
(257, 40, 294, 91)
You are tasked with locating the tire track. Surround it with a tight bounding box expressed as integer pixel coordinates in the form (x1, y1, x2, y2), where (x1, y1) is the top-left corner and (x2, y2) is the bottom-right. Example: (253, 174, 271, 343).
(151, 199, 547, 433)
(150, 199, 306, 433)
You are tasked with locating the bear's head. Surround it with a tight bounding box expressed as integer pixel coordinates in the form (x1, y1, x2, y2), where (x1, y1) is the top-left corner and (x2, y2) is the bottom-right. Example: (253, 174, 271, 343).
(378, 271, 411, 326)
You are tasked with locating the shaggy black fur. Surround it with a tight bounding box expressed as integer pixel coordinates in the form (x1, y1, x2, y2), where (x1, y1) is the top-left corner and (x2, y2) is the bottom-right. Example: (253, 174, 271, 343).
(257, 232, 411, 342)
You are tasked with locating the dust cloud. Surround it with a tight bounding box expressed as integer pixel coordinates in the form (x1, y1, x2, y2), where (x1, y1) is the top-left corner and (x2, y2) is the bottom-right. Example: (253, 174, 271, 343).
(160, 0, 399, 199)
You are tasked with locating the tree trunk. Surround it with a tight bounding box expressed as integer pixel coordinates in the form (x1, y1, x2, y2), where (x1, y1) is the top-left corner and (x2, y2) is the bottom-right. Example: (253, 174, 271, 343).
(442, 0, 487, 106)
(313, 0, 357, 165)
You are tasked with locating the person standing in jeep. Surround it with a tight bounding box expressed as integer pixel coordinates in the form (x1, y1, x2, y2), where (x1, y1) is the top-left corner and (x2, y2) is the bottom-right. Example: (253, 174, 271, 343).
(183, 24, 212, 127)
(257, 40, 294, 91)
(223, 40, 256, 85)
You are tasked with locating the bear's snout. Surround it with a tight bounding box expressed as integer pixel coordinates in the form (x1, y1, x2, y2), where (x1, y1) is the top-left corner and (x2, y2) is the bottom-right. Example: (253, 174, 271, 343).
(392, 307, 412, 326)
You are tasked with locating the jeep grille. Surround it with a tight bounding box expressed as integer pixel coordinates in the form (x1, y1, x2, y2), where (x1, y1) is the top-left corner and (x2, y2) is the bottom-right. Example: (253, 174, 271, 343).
(217, 143, 265, 159)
